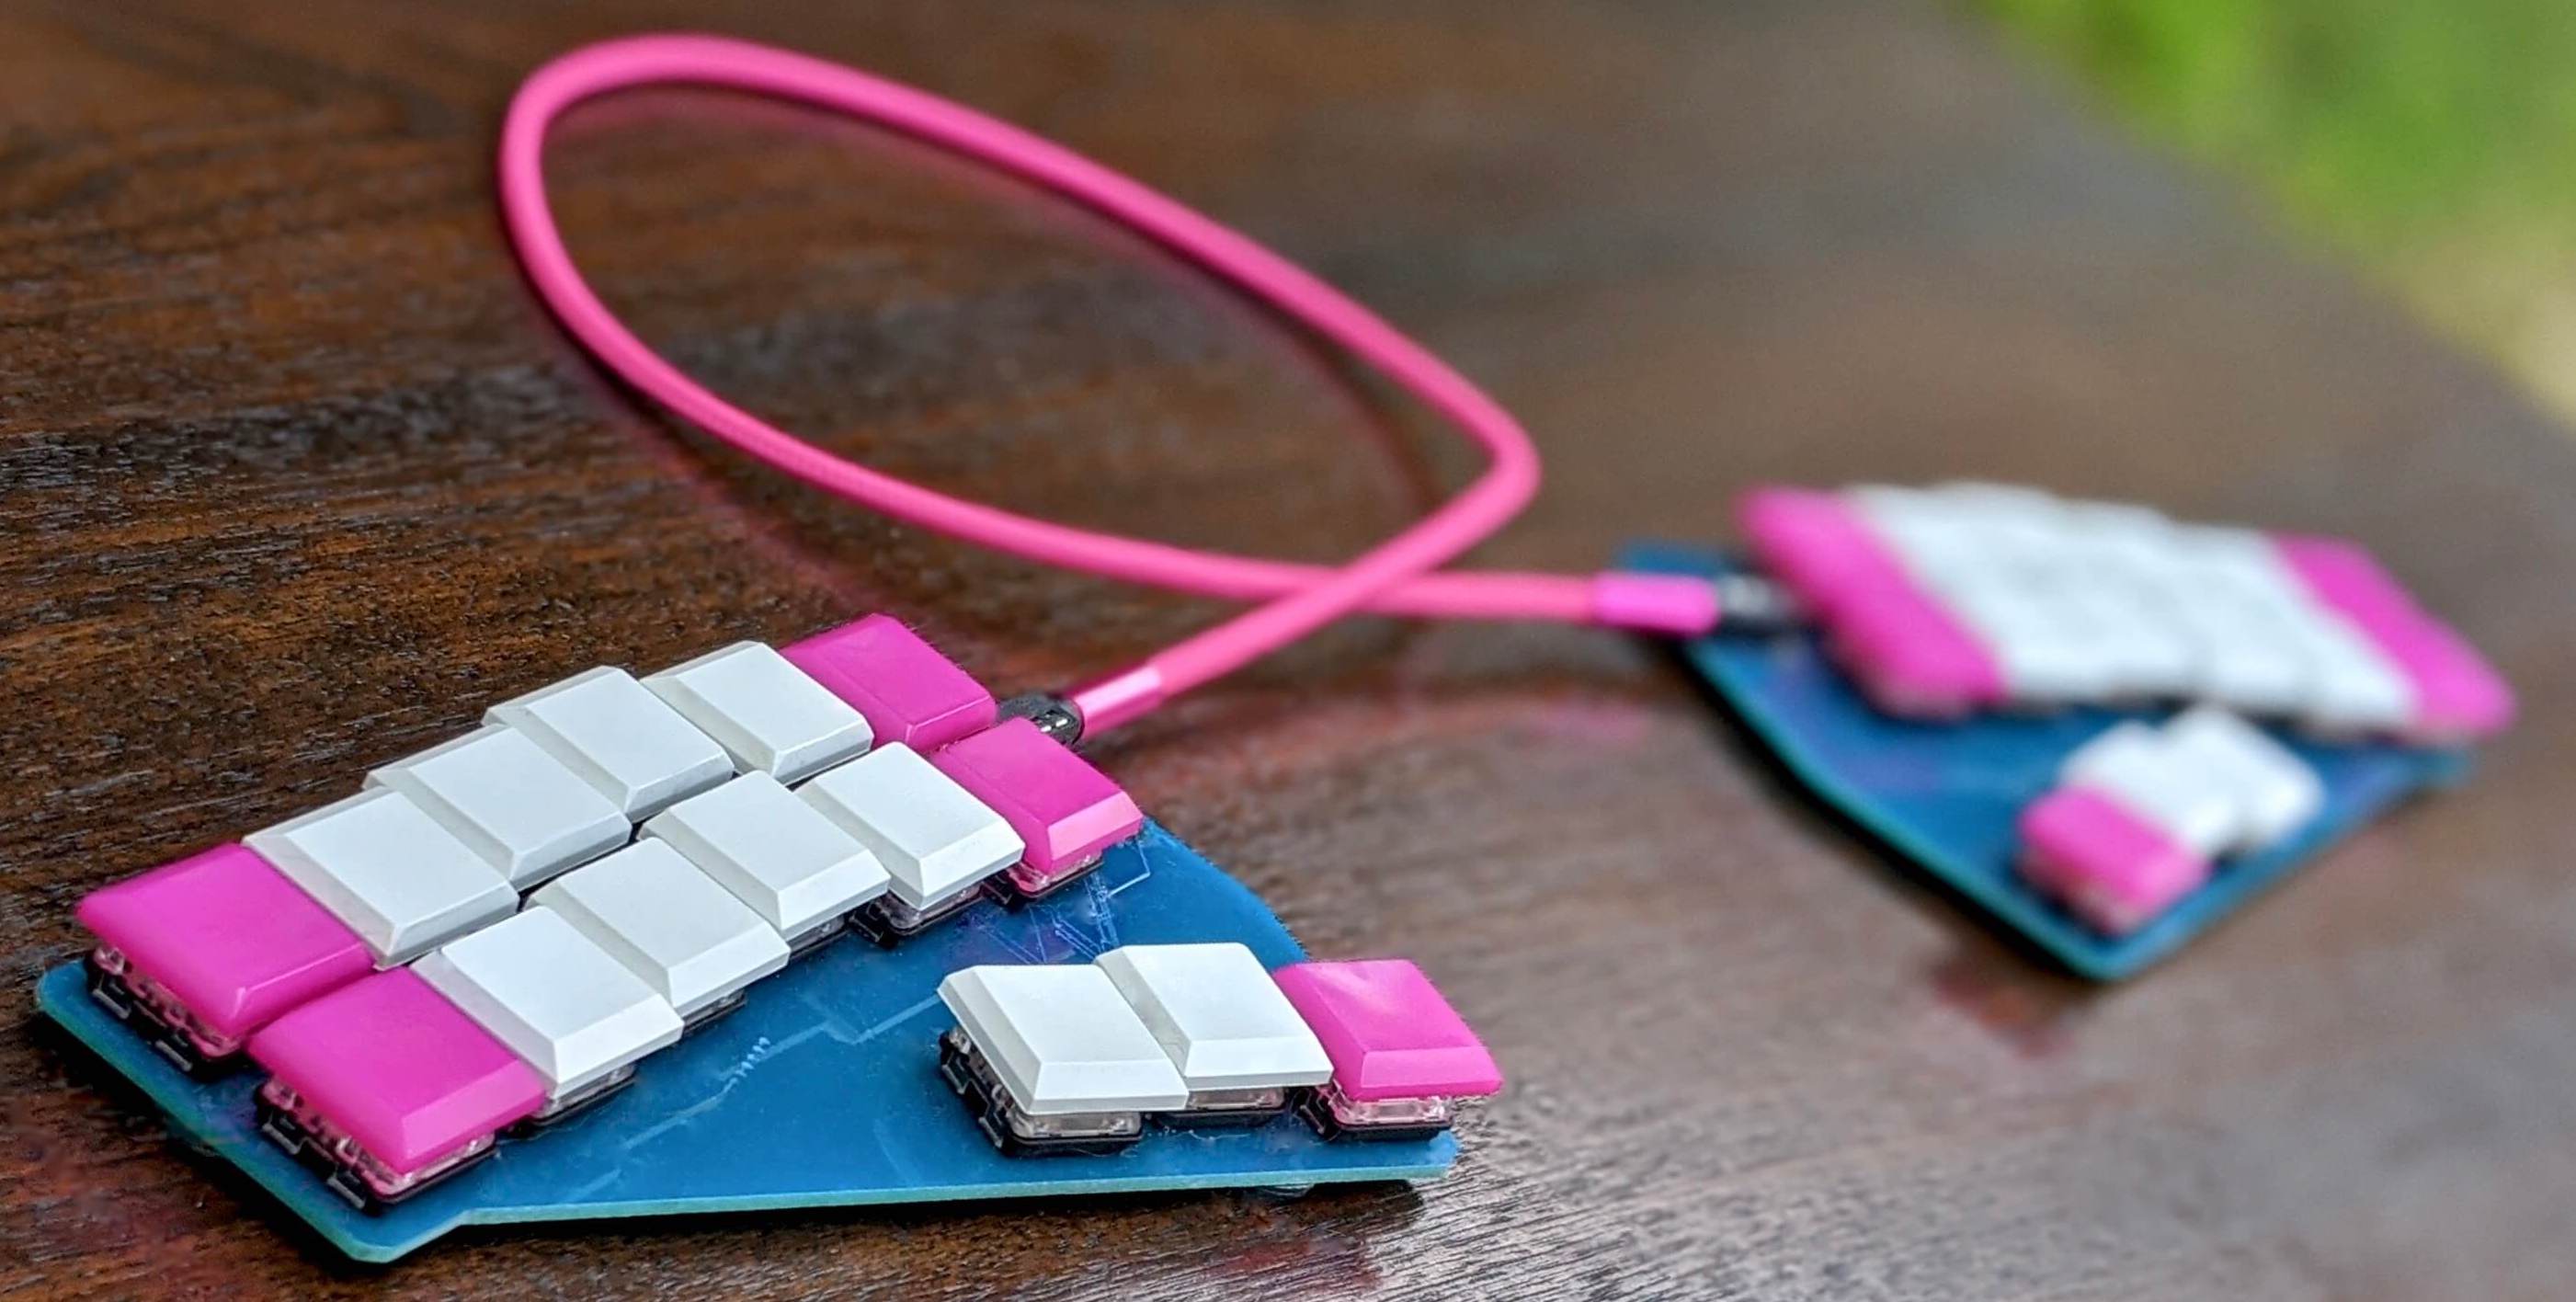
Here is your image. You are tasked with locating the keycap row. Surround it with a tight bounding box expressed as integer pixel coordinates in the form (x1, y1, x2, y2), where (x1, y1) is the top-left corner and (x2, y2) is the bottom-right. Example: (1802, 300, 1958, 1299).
(244, 943, 1497, 1209)
(2016, 707, 2323, 935)
(77, 617, 1142, 1076)
(938, 947, 1503, 1155)
(1738, 483, 2513, 742)
(249, 722, 1149, 1212)
(76, 618, 1156, 1209)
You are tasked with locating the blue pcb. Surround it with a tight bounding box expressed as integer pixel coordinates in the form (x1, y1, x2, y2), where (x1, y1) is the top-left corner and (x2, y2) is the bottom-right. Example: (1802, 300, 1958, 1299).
(1622, 543, 2469, 980)
(36, 821, 1452, 1263)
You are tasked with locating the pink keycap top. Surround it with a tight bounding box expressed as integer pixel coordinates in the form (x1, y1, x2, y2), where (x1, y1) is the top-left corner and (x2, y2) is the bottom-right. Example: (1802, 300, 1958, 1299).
(930, 718, 1143, 887)
(781, 615, 997, 752)
(2271, 535, 2515, 741)
(76, 844, 374, 1045)
(2017, 787, 2212, 935)
(1738, 487, 2004, 714)
(1738, 486, 1903, 618)
(1829, 581, 2010, 715)
(249, 969, 547, 1178)
(1271, 959, 1502, 1102)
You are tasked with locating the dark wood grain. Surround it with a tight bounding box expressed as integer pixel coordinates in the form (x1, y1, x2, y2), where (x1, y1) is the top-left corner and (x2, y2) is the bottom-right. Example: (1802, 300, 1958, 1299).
(6, 1, 2573, 1297)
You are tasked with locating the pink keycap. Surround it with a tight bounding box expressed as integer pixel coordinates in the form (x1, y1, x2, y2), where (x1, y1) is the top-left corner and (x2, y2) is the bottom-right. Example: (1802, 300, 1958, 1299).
(76, 844, 374, 1050)
(1738, 486, 1896, 619)
(929, 717, 1142, 891)
(249, 969, 547, 1180)
(1738, 487, 2004, 714)
(1271, 959, 1502, 1102)
(2017, 787, 2212, 935)
(2272, 535, 2515, 742)
(780, 615, 997, 752)
(1829, 578, 2010, 715)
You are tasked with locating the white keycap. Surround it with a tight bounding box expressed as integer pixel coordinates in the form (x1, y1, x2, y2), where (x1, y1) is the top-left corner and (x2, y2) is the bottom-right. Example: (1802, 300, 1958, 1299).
(2059, 722, 2240, 857)
(2059, 721, 2164, 787)
(2171, 526, 2306, 601)
(2065, 518, 2217, 696)
(1094, 943, 1330, 1091)
(1933, 481, 2070, 523)
(2285, 616, 2417, 733)
(414, 906, 684, 1101)
(642, 642, 872, 786)
(1965, 515, 2074, 576)
(365, 725, 631, 889)
(1943, 581, 2121, 702)
(246, 788, 518, 967)
(2060, 498, 2176, 550)
(1846, 484, 1944, 524)
(1868, 512, 1992, 588)
(939, 965, 1189, 1114)
(486, 667, 735, 820)
(2150, 576, 2319, 714)
(2110, 532, 2308, 712)
(799, 744, 1022, 912)
(2050, 579, 2201, 700)
(643, 772, 889, 940)
(1852, 487, 2000, 586)
(530, 839, 790, 1017)
(2164, 528, 2413, 731)
(2161, 706, 2325, 850)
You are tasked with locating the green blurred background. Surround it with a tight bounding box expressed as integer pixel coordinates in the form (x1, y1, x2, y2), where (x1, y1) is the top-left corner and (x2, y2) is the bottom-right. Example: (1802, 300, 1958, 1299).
(1978, 0, 2576, 415)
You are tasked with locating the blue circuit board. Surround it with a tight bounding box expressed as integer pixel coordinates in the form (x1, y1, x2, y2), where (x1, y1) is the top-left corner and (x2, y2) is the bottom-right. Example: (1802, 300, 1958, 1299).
(1622, 543, 2470, 980)
(36, 820, 1453, 1262)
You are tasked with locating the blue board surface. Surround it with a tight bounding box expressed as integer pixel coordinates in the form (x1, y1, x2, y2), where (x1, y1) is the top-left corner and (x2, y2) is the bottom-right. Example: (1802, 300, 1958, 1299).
(1621, 543, 2469, 980)
(37, 820, 1452, 1262)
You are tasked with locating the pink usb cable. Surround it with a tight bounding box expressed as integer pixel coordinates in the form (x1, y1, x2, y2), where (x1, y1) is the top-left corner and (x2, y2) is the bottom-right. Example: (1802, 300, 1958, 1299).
(499, 34, 1721, 736)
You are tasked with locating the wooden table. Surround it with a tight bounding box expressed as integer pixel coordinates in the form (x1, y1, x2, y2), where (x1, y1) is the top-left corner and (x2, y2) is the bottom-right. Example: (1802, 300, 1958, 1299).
(7, 2, 2571, 1296)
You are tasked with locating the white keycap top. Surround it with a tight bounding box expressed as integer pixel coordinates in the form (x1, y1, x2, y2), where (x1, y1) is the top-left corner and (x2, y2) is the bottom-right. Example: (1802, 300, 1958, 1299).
(1094, 943, 1331, 1091)
(939, 965, 1189, 1114)
(414, 906, 684, 1100)
(642, 642, 872, 786)
(2060, 498, 2177, 552)
(1864, 506, 1989, 588)
(2150, 577, 2319, 714)
(798, 744, 1023, 912)
(2053, 580, 2201, 699)
(643, 772, 890, 940)
(245, 788, 518, 967)
(486, 667, 735, 820)
(2287, 618, 2417, 732)
(1951, 588, 2122, 702)
(2161, 706, 2325, 850)
(2167, 526, 2306, 606)
(2059, 722, 2242, 857)
(530, 839, 790, 1017)
(1937, 480, 2068, 520)
(365, 725, 631, 889)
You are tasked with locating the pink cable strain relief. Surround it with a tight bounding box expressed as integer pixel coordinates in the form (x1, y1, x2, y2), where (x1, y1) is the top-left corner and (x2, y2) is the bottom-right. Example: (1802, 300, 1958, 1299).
(1588, 571, 1722, 635)
(1067, 666, 1167, 737)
